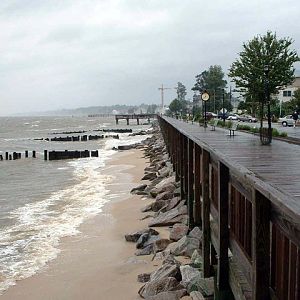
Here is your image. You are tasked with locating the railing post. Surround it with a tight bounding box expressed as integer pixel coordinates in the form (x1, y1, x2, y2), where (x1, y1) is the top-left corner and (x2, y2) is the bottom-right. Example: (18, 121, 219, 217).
(202, 148, 211, 277)
(180, 133, 185, 199)
(217, 162, 233, 299)
(194, 143, 202, 227)
(252, 190, 271, 300)
(188, 138, 194, 228)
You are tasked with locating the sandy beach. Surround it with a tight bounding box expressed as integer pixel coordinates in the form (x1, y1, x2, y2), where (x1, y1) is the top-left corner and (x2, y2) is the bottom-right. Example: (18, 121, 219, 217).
(1, 149, 158, 300)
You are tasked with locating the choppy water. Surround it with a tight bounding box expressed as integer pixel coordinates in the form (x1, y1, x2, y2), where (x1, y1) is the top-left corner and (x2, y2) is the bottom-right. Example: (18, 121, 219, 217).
(0, 116, 151, 293)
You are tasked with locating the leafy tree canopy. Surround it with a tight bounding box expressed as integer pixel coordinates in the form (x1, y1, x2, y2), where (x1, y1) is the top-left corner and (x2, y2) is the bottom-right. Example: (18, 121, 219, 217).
(176, 82, 187, 101)
(192, 65, 228, 112)
(229, 31, 299, 103)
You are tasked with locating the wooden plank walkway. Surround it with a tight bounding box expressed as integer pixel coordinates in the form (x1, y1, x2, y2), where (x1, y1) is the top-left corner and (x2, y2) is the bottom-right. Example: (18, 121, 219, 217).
(166, 117, 300, 209)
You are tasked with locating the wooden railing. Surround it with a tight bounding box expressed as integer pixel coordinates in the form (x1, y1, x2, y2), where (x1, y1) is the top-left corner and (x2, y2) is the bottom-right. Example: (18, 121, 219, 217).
(158, 116, 300, 300)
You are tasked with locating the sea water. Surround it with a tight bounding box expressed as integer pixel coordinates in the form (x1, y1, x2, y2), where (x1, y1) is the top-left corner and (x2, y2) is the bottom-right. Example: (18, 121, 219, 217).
(0, 116, 151, 293)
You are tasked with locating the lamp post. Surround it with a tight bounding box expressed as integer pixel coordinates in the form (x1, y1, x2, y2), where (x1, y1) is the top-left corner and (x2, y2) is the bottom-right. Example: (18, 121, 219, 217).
(201, 91, 210, 128)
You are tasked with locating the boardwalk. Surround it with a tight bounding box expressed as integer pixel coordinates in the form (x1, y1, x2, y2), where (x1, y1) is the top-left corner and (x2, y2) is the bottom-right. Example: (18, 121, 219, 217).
(167, 117, 300, 206)
(159, 116, 300, 300)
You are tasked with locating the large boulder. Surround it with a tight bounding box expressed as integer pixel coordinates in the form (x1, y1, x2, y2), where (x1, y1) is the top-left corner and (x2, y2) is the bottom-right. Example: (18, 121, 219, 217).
(137, 233, 150, 249)
(142, 172, 157, 181)
(145, 290, 187, 300)
(149, 205, 188, 227)
(138, 277, 181, 299)
(186, 276, 214, 297)
(138, 273, 151, 283)
(136, 245, 153, 256)
(130, 184, 147, 194)
(189, 291, 206, 300)
(180, 265, 202, 288)
(169, 224, 189, 241)
(153, 239, 172, 254)
(125, 228, 159, 243)
(168, 236, 200, 257)
(150, 264, 180, 281)
(156, 191, 174, 201)
(188, 227, 202, 241)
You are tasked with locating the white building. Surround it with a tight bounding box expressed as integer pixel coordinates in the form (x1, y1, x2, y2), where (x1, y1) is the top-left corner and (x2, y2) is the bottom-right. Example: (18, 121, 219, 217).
(277, 76, 300, 103)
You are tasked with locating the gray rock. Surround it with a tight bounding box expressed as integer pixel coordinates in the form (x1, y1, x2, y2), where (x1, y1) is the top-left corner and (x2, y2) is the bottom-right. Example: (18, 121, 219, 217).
(137, 233, 150, 249)
(138, 273, 151, 283)
(169, 224, 189, 241)
(168, 236, 200, 257)
(173, 188, 180, 197)
(166, 197, 181, 211)
(156, 191, 174, 201)
(150, 264, 179, 281)
(143, 235, 161, 248)
(180, 265, 202, 287)
(186, 276, 214, 297)
(138, 277, 180, 298)
(145, 290, 187, 300)
(188, 227, 202, 240)
(149, 205, 188, 227)
(153, 238, 172, 254)
(152, 200, 168, 212)
(141, 203, 154, 213)
(190, 291, 205, 300)
(190, 250, 203, 269)
(135, 244, 153, 256)
(142, 172, 157, 181)
(125, 228, 159, 243)
(131, 184, 147, 194)
(162, 254, 181, 267)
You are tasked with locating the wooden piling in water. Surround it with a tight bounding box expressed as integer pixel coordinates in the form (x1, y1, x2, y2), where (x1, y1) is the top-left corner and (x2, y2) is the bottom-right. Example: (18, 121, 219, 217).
(25, 150, 28, 158)
(32, 151, 36, 158)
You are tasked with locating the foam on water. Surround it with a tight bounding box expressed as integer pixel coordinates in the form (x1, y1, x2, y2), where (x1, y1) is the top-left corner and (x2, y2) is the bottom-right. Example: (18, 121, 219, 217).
(0, 150, 115, 293)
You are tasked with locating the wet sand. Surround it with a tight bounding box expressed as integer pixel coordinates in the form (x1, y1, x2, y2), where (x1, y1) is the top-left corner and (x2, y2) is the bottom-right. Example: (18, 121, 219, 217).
(1, 149, 159, 300)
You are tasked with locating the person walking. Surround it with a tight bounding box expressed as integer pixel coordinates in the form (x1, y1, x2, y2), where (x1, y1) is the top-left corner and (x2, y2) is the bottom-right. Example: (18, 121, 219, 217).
(292, 111, 298, 128)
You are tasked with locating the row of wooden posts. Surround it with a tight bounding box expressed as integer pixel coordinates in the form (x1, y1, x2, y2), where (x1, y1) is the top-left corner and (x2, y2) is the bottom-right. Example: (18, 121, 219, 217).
(44, 134, 119, 142)
(0, 150, 36, 161)
(44, 150, 99, 160)
(0, 150, 99, 161)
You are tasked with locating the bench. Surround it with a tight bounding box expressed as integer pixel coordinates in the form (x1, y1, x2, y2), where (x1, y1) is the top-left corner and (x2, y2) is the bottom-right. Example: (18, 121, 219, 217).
(229, 123, 238, 136)
(211, 119, 218, 131)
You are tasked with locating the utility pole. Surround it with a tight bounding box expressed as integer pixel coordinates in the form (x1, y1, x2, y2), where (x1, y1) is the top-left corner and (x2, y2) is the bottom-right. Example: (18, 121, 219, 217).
(158, 84, 172, 113)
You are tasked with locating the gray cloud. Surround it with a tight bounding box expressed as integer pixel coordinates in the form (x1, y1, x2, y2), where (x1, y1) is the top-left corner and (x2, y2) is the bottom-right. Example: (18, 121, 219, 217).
(0, 0, 300, 115)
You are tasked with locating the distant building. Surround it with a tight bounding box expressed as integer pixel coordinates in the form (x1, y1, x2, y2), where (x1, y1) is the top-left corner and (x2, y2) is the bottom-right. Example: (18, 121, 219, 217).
(277, 76, 300, 103)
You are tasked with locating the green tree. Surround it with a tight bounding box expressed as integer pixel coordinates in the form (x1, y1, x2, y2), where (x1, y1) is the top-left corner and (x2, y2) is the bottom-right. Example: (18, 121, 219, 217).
(168, 99, 183, 114)
(192, 65, 227, 112)
(176, 82, 187, 101)
(229, 31, 299, 116)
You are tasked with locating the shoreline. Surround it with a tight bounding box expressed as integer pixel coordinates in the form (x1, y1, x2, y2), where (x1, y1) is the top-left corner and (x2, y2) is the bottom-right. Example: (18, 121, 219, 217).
(0, 149, 156, 300)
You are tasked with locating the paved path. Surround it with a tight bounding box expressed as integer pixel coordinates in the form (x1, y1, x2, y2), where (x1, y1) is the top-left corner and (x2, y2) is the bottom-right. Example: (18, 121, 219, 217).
(165, 117, 300, 207)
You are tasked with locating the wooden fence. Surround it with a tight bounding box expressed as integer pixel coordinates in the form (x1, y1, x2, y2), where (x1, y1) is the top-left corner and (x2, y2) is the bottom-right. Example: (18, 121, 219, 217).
(158, 116, 300, 300)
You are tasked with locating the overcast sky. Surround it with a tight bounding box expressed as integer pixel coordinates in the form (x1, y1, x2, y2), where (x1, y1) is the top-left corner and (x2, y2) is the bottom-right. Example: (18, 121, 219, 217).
(0, 0, 300, 115)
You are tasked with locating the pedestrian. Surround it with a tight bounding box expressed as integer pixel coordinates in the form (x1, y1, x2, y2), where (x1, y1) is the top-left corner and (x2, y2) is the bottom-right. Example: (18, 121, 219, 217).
(292, 111, 298, 128)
